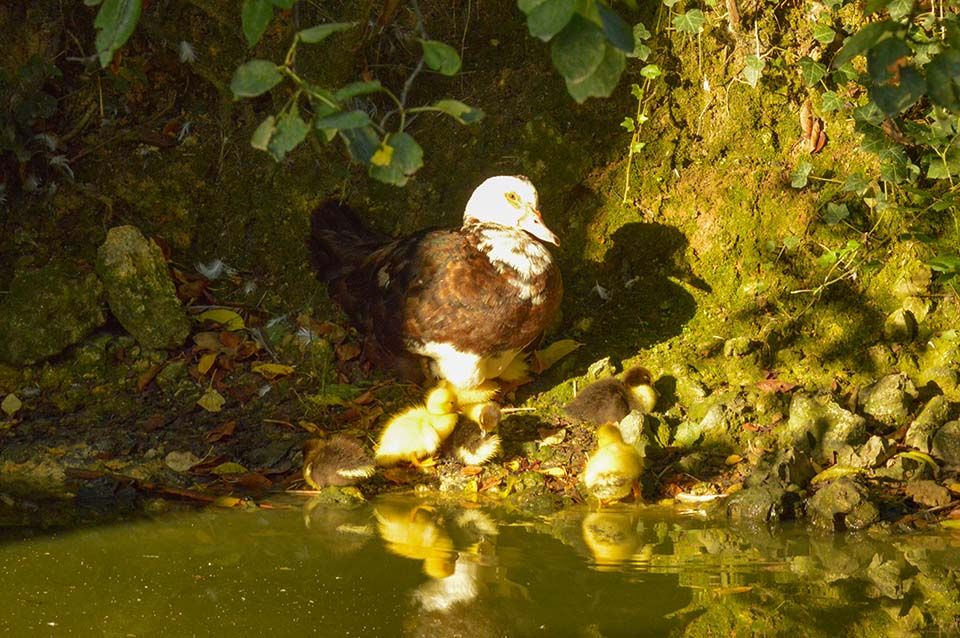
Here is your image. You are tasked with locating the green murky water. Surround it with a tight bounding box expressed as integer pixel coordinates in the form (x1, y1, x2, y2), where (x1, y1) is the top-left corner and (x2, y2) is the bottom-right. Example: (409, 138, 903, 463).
(2, 495, 958, 636)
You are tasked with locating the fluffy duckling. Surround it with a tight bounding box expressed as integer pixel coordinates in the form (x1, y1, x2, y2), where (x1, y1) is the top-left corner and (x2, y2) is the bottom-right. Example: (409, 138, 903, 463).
(301, 435, 375, 489)
(440, 379, 503, 433)
(563, 366, 658, 426)
(444, 422, 502, 466)
(375, 386, 459, 467)
(583, 423, 644, 505)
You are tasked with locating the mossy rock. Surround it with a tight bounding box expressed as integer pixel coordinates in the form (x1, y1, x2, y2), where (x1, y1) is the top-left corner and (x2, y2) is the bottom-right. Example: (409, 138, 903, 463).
(0, 261, 106, 365)
(96, 226, 190, 350)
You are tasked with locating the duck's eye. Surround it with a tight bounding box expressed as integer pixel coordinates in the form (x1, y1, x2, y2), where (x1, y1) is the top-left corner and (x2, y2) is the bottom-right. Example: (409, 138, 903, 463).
(505, 191, 521, 207)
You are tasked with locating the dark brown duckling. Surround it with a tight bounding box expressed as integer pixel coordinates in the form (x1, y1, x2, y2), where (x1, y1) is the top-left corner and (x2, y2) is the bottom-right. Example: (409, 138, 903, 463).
(563, 366, 658, 426)
(302, 434, 375, 489)
(442, 420, 502, 466)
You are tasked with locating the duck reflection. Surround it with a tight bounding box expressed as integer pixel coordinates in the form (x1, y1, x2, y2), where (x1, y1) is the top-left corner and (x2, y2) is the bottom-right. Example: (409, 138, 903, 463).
(581, 509, 654, 572)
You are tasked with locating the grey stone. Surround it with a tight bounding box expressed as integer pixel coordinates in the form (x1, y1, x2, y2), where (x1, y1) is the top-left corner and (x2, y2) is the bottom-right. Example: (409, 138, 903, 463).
(905, 480, 951, 508)
(96, 225, 190, 350)
(726, 486, 793, 524)
(905, 396, 955, 453)
(777, 393, 867, 463)
(932, 420, 960, 466)
(883, 308, 918, 343)
(835, 435, 893, 469)
(0, 261, 106, 365)
(859, 373, 917, 428)
(808, 478, 878, 531)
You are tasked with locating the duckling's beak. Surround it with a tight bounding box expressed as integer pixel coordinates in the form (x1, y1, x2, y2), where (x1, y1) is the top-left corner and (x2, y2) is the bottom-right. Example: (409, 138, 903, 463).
(519, 206, 559, 246)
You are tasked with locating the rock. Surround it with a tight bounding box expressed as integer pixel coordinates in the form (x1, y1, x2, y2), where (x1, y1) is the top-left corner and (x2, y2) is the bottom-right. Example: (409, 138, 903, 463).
(866, 554, 905, 599)
(883, 308, 917, 343)
(777, 393, 867, 464)
(0, 261, 106, 365)
(905, 396, 955, 453)
(921, 367, 960, 401)
(586, 357, 616, 380)
(674, 365, 709, 405)
(859, 373, 917, 428)
(807, 478, 878, 531)
(905, 480, 951, 508)
(96, 225, 190, 350)
(835, 435, 892, 469)
(931, 420, 960, 466)
(726, 486, 800, 524)
(745, 448, 817, 489)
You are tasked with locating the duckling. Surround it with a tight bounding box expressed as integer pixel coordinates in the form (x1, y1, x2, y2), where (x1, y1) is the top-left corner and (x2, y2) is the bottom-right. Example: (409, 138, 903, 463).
(563, 366, 658, 426)
(444, 421, 502, 466)
(440, 380, 503, 433)
(583, 423, 644, 506)
(375, 386, 459, 467)
(301, 435, 375, 489)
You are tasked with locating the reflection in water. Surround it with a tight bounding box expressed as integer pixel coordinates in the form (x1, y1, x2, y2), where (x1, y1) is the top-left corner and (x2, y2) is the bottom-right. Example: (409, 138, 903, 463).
(2, 495, 959, 636)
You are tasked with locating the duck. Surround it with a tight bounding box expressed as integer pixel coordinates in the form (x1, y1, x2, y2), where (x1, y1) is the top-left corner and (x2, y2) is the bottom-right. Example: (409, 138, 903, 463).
(310, 175, 563, 393)
(563, 366, 658, 426)
(583, 423, 644, 506)
(374, 386, 459, 467)
(301, 434, 375, 489)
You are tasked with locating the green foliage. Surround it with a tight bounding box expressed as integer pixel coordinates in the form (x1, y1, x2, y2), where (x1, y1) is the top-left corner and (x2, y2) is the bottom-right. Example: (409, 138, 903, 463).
(742, 54, 765, 88)
(673, 9, 706, 35)
(518, 0, 634, 103)
(93, 0, 142, 67)
(230, 17, 482, 186)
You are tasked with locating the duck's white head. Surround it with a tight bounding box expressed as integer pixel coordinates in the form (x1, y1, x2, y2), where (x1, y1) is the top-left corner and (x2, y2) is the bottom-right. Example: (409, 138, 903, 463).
(463, 175, 559, 246)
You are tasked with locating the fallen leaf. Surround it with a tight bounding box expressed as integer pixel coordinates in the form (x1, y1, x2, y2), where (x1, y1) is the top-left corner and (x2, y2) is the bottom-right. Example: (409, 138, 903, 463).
(460, 465, 484, 476)
(538, 428, 567, 447)
(538, 466, 566, 477)
(220, 331, 243, 349)
(297, 420, 322, 434)
(897, 450, 939, 474)
(197, 388, 226, 413)
(799, 98, 813, 139)
(141, 414, 168, 432)
(210, 462, 248, 476)
(811, 465, 863, 484)
(725, 454, 743, 465)
(213, 496, 244, 508)
(2, 393, 22, 417)
(336, 342, 362, 362)
(251, 363, 295, 379)
(756, 377, 797, 394)
(166, 450, 202, 472)
(197, 308, 245, 331)
(532, 339, 583, 373)
(198, 352, 217, 375)
(137, 363, 164, 392)
(231, 472, 273, 491)
(193, 332, 221, 351)
(205, 420, 237, 442)
(941, 519, 960, 529)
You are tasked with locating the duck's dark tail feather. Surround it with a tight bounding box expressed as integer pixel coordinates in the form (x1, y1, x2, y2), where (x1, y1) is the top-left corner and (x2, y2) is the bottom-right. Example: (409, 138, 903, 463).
(309, 199, 386, 282)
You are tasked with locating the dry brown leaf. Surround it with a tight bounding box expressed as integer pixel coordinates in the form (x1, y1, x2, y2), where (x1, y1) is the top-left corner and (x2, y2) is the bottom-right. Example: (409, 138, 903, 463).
(205, 419, 237, 443)
(137, 363, 164, 392)
(336, 342, 362, 362)
(231, 472, 274, 491)
(193, 332, 221, 351)
(799, 98, 813, 139)
(460, 465, 484, 476)
(141, 414, 167, 432)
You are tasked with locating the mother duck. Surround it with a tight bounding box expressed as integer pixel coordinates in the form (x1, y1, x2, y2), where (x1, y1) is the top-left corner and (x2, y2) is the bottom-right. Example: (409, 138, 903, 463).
(310, 175, 563, 391)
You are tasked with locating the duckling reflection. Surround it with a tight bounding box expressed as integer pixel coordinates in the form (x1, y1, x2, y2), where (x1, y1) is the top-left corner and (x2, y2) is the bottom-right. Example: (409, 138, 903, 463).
(374, 499, 457, 578)
(301, 496, 375, 557)
(581, 510, 654, 572)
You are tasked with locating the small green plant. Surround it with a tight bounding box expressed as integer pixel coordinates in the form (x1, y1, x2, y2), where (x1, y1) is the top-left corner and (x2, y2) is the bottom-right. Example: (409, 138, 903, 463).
(517, 0, 636, 102)
(230, 13, 483, 186)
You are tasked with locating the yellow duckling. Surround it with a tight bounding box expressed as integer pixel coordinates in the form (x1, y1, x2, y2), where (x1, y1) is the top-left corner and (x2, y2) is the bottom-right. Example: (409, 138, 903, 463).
(301, 435, 375, 489)
(375, 386, 459, 467)
(439, 379, 503, 433)
(564, 366, 658, 426)
(583, 423, 644, 506)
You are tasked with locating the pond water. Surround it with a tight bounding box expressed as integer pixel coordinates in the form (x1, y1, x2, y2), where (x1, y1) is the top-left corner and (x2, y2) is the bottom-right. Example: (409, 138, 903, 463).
(1, 494, 957, 636)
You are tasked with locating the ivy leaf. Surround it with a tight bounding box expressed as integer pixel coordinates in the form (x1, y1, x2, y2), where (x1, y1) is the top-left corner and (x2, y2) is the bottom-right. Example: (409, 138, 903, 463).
(929, 254, 960, 273)
(887, 0, 914, 20)
(925, 50, 960, 112)
(94, 0, 142, 67)
(662, 0, 680, 7)
(241, 0, 273, 47)
(596, 2, 635, 52)
(230, 60, 282, 98)
(334, 80, 383, 101)
(812, 23, 836, 45)
(621, 117, 635, 132)
(564, 44, 626, 103)
(742, 54, 765, 87)
(791, 160, 813, 188)
(843, 172, 870, 193)
(298, 22, 356, 44)
(526, 0, 576, 41)
(673, 9, 706, 35)
(551, 15, 607, 83)
(823, 202, 850, 224)
(871, 66, 924, 115)
(369, 132, 424, 186)
(817, 249, 838, 268)
(314, 110, 372, 130)
(821, 90, 844, 111)
(267, 110, 309, 161)
(430, 99, 485, 124)
(833, 20, 896, 67)
(420, 40, 462, 75)
(640, 63, 662, 79)
(799, 56, 827, 86)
